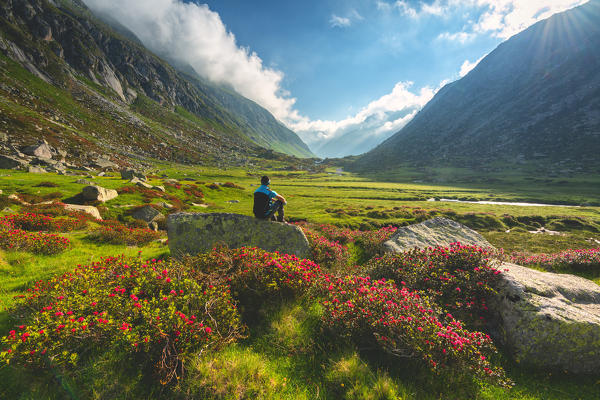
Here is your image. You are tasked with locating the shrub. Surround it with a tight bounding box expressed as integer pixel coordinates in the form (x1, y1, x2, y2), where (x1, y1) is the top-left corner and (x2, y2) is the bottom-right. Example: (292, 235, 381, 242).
(222, 182, 245, 190)
(0, 256, 242, 383)
(205, 183, 220, 190)
(366, 243, 501, 329)
(321, 275, 509, 387)
(0, 219, 70, 254)
(510, 248, 600, 273)
(183, 184, 204, 199)
(2, 213, 88, 232)
(16, 191, 64, 204)
(354, 226, 397, 259)
(34, 181, 59, 188)
(87, 222, 161, 246)
(303, 229, 350, 271)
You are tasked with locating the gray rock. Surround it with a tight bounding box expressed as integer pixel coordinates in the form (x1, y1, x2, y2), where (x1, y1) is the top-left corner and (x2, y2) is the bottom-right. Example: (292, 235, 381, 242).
(92, 157, 118, 170)
(152, 185, 165, 192)
(133, 178, 152, 189)
(64, 204, 102, 220)
(0, 155, 27, 169)
(164, 179, 179, 185)
(81, 185, 118, 202)
(490, 262, 600, 374)
(226, 200, 240, 203)
(383, 217, 492, 253)
(0, 132, 7, 142)
(121, 168, 146, 181)
(131, 205, 164, 223)
(76, 179, 94, 185)
(167, 213, 310, 258)
(98, 172, 106, 177)
(2, 207, 13, 213)
(158, 202, 173, 209)
(21, 141, 53, 159)
(28, 166, 47, 174)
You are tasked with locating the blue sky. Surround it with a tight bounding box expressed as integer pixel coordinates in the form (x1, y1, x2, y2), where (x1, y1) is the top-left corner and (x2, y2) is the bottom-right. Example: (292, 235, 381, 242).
(84, 0, 589, 157)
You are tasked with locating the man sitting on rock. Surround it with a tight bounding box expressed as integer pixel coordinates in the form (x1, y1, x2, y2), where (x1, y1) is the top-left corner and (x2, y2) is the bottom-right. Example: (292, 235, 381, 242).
(253, 176, 287, 222)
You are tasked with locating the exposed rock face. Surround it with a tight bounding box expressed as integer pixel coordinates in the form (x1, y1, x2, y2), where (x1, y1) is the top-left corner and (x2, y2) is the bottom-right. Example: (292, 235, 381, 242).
(81, 185, 118, 202)
(0, 155, 27, 169)
(121, 169, 146, 181)
(384, 217, 600, 373)
(21, 141, 52, 159)
(167, 212, 310, 258)
(64, 204, 102, 220)
(383, 217, 492, 252)
(490, 262, 600, 374)
(28, 165, 47, 174)
(132, 205, 164, 223)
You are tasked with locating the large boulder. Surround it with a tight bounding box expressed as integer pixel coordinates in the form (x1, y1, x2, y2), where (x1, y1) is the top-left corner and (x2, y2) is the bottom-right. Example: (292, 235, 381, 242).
(0, 155, 27, 169)
(383, 217, 492, 252)
(121, 168, 146, 181)
(132, 205, 164, 223)
(167, 212, 310, 258)
(385, 217, 600, 374)
(64, 204, 102, 220)
(489, 262, 600, 374)
(21, 141, 53, 159)
(81, 185, 118, 202)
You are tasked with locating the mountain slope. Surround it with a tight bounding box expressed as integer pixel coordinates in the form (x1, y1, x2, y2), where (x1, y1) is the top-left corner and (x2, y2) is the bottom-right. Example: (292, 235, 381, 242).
(355, 0, 600, 174)
(0, 0, 314, 163)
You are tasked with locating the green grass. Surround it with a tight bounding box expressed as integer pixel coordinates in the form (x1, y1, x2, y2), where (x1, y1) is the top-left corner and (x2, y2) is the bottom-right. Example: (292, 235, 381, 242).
(0, 167, 599, 399)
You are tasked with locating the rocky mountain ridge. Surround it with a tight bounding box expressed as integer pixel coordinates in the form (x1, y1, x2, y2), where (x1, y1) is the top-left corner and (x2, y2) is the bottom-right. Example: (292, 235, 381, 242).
(0, 0, 314, 169)
(355, 0, 600, 175)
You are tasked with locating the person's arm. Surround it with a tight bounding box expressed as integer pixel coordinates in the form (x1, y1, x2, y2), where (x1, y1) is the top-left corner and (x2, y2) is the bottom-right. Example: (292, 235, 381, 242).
(275, 194, 286, 204)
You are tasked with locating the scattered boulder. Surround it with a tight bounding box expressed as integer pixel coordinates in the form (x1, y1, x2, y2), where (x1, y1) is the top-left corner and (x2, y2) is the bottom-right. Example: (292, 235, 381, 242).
(164, 179, 178, 185)
(226, 200, 240, 203)
(152, 185, 165, 192)
(131, 178, 152, 189)
(121, 168, 146, 181)
(490, 262, 600, 374)
(28, 166, 47, 174)
(21, 141, 52, 159)
(383, 217, 492, 253)
(91, 157, 118, 170)
(81, 185, 118, 202)
(0, 155, 27, 169)
(0, 132, 7, 142)
(384, 217, 600, 374)
(158, 202, 173, 209)
(64, 204, 102, 220)
(167, 212, 310, 258)
(131, 205, 164, 224)
(76, 179, 94, 185)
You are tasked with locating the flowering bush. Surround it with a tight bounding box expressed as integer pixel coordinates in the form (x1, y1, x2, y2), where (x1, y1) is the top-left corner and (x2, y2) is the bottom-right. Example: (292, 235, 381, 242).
(0, 219, 70, 254)
(87, 222, 161, 246)
(2, 212, 88, 232)
(321, 275, 509, 386)
(354, 226, 397, 259)
(186, 246, 322, 308)
(367, 243, 501, 329)
(0, 256, 242, 383)
(510, 248, 600, 273)
(303, 229, 350, 271)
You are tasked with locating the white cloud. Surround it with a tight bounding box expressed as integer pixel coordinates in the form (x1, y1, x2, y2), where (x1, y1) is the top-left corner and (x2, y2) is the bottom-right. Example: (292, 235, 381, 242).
(437, 31, 476, 43)
(330, 15, 351, 28)
(459, 54, 485, 77)
(83, 0, 298, 125)
(378, 0, 589, 39)
(472, 0, 589, 39)
(330, 9, 363, 28)
(290, 82, 436, 146)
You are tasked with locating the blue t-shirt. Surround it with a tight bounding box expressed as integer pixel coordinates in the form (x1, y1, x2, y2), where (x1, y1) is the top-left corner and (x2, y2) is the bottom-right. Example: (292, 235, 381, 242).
(254, 185, 277, 202)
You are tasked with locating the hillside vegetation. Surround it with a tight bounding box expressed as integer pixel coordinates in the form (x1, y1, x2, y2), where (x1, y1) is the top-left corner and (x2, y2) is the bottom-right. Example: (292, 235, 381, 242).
(0, 166, 599, 399)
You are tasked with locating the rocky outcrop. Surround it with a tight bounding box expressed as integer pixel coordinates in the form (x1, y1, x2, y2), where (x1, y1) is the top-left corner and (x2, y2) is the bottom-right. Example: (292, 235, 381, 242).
(385, 217, 600, 374)
(0, 155, 28, 169)
(64, 204, 101, 220)
(81, 185, 118, 202)
(121, 169, 146, 181)
(490, 262, 600, 374)
(131, 205, 164, 224)
(167, 212, 310, 258)
(21, 141, 52, 159)
(383, 217, 492, 252)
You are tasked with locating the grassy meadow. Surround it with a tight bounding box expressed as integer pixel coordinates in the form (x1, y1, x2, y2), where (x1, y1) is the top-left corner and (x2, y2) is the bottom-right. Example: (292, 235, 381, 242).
(0, 165, 599, 399)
